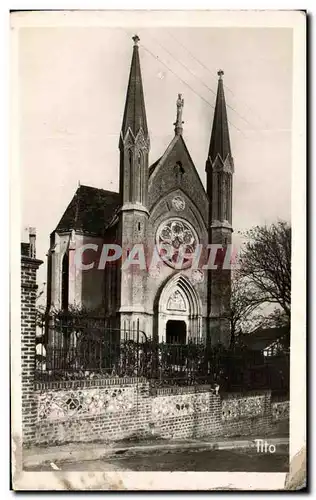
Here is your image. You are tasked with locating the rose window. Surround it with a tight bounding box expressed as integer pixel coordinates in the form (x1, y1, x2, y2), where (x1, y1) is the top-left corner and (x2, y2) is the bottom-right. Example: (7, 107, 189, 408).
(156, 218, 198, 268)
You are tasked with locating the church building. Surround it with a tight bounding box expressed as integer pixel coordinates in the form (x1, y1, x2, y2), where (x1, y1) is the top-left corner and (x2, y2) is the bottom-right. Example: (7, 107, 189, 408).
(46, 35, 235, 346)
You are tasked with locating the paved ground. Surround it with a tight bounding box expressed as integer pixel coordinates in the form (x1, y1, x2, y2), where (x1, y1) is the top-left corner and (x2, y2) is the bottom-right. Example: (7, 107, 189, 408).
(23, 420, 289, 473)
(24, 445, 289, 473)
(111, 447, 289, 472)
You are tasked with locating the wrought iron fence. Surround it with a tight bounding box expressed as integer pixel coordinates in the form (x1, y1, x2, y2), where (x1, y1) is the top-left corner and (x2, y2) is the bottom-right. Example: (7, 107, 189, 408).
(35, 314, 149, 381)
(35, 314, 289, 391)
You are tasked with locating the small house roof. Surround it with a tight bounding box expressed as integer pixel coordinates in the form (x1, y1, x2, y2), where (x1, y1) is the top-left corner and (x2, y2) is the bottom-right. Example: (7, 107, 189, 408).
(240, 326, 290, 351)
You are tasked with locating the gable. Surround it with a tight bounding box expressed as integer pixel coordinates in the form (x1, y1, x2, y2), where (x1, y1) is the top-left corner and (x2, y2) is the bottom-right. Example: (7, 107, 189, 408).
(148, 135, 209, 224)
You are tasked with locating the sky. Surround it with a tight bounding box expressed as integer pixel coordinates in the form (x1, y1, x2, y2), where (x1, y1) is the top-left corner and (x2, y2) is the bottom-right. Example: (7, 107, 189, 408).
(18, 26, 293, 293)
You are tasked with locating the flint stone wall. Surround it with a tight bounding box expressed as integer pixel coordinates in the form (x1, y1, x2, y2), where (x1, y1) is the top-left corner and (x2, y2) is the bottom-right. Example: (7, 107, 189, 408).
(220, 391, 272, 437)
(272, 400, 289, 421)
(34, 379, 275, 445)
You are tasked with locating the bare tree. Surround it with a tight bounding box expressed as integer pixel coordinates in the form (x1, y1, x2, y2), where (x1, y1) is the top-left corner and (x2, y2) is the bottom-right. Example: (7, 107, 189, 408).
(229, 275, 258, 346)
(250, 308, 289, 330)
(238, 221, 291, 319)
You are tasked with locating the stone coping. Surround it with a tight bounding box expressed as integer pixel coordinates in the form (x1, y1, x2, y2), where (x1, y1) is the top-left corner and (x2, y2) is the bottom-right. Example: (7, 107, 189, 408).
(151, 384, 216, 396)
(220, 389, 271, 400)
(21, 256, 43, 266)
(35, 378, 217, 396)
(34, 378, 274, 400)
(34, 377, 148, 391)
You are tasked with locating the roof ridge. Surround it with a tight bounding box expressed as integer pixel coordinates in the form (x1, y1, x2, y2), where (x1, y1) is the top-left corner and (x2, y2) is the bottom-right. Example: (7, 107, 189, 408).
(77, 184, 119, 195)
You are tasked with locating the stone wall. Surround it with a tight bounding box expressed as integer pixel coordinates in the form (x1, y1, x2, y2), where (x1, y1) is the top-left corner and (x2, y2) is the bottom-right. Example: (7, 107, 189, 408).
(221, 391, 272, 437)
(272, 400, 289, 421)
(150, 386, 221, 439)
(35, 378, 150, 444)
(34, 378, 273, 445)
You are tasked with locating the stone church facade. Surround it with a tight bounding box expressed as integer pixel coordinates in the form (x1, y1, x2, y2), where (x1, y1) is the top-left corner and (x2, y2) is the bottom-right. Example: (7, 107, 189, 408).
(46, 35, 234, 346)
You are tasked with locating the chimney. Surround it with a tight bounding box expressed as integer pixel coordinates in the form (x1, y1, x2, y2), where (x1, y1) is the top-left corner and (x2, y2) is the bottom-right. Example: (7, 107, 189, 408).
(29, 227, 36, 258)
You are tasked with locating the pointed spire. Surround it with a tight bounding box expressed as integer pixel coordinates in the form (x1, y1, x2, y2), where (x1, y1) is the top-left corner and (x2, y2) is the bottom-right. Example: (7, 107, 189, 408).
(208, 70, 232, 164)
(174, 93, 184, 135)
(120, 35, 148, 141)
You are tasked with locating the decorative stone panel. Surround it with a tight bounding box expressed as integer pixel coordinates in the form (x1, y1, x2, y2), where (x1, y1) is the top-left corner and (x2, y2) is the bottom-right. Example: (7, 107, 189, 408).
(152, 392, 210, 420)
(222, 395, 265, 421)
(272, 400, 289, 421)
(220, 391, 272, 438)
(37, 385, 136, 422)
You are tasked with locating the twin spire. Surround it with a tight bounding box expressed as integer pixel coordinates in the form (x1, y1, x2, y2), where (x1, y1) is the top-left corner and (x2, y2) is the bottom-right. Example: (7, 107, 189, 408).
(120, 34, 148, 141)
(208, 69, 232, 165)
(121, 36, 232, 159)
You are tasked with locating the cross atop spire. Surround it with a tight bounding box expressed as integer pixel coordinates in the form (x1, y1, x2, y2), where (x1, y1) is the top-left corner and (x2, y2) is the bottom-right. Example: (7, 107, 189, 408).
(174, 93, 184, 136)
(132, 34, 140, 46)
(208, 69, 232, 164)
(120, 35, 148, 143)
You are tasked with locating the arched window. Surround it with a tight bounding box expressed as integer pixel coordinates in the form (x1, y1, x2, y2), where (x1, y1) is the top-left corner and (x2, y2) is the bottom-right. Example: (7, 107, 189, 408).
(223, 173, 228, 221)
(217, 172, 222, 220)
(228, 175, 232, 222)
(129, 149, 133, 201)
(61, 252, 69, 311)
(137, 150, 143, 203)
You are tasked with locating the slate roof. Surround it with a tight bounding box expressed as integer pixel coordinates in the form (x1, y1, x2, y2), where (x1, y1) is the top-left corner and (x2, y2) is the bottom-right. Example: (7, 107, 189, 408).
(55, 185, 120, 236)
(240, 326, 290, 351)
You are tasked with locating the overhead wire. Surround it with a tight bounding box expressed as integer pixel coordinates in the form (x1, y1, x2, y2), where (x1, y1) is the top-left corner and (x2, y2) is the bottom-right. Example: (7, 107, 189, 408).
(166, 30, 272, 131)
(148, 30, 257, 130)
(121, 29, 246, 136)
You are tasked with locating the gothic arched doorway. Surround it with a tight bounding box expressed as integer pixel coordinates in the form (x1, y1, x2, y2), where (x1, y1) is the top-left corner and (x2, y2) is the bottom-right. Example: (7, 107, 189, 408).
(156, 274, 202, 343)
